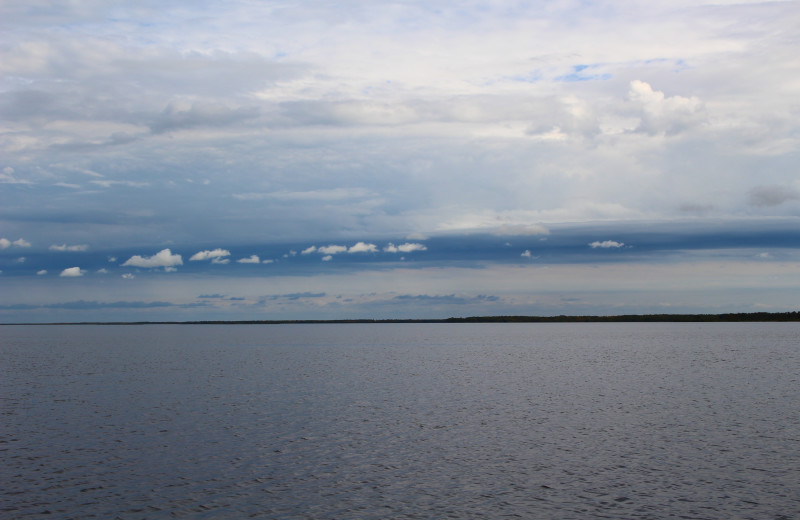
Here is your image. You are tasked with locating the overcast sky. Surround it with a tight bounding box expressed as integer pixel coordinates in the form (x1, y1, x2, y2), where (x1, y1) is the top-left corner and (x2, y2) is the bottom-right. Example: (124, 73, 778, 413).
(2, 0, 799, 322)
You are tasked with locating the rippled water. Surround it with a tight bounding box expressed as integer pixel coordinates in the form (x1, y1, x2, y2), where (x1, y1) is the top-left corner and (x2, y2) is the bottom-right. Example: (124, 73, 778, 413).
(2, 323, 799, 519)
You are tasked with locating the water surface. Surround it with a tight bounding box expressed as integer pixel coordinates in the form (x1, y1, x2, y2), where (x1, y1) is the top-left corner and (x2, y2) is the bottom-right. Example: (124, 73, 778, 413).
(2, 323, 798, 518)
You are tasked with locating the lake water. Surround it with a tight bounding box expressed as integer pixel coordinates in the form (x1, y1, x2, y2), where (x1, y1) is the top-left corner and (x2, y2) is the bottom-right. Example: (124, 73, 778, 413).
(1, 323, 798, 519)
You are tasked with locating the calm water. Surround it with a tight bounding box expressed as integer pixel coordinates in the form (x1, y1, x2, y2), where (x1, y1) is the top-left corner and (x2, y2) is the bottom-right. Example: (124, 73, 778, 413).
(1, 323, 798, 519)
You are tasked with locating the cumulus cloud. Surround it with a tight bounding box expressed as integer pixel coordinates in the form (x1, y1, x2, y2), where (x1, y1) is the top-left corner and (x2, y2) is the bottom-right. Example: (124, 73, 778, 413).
(37, 269, 47, 275)
(1, 238, 31, 249)
(122, 273, 135, 279)
(747, 185, 799, 207)
(521, 250, 533, 258)
(122, 249, 183, 268)
(49, 244, 89, 252)
(348, 242, 378, 253)
(321, 255, 333, 261)
(318, 245, 347, 255)
(301, 246, 317, 254)
(628, 80, 702, 135)
(190, 248, 231, 261)
(60, 267, 84, 277)
(384, 242, 428, 253)
(589, 240, 625, 248)
(237, 255, 261, 264)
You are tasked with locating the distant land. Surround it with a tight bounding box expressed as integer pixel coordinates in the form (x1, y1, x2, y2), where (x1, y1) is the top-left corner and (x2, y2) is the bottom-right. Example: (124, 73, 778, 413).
(4, 311, 800, 325)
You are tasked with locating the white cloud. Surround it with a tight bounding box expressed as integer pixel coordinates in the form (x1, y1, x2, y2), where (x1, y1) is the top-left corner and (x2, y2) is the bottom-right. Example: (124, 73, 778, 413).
(49, 244, 89, 252)
(627, 80, 703, 135)
(589, 240, 625, 248)
(321, 255, 333, 261)
(97, 268, 108, 273)
(521, 250, 532, 258)
(211, 257, 230, 264)
(17, 257, 25, 263)
(1, 238, 31, 249)
(301, 246, 317, 254)
(318, 245, 347, 255)
(122, 273, 135, 279)
(384, 242, 428, 253)
(237, 255, 261, 264)
(60, 267, 84, 277)
(90, 180, 149, 188)
(262, 259, 274, 264)
(348, 242, 378, 253)
(190, 248, 231, 261)
(37, 269, 47, 275)
(122, 248, 183, 268)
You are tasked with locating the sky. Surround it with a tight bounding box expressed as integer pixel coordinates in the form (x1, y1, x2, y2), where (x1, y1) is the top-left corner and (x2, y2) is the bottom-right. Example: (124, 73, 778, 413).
(1, 0, 799, 322)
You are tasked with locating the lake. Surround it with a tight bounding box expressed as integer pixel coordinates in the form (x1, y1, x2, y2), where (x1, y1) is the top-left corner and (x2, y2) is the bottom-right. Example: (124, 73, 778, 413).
(2, 323, 798, 519)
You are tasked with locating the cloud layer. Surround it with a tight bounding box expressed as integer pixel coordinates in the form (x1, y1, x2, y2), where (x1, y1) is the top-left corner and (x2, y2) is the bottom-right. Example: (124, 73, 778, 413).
(1, 1, 799, 321)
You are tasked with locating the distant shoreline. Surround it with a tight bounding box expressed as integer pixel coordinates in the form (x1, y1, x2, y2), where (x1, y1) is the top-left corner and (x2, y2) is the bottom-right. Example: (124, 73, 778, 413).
(3, 311, 799, 325)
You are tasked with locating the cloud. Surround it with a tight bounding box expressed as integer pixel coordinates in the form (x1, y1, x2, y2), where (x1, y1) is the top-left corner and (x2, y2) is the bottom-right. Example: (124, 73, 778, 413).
(265, 292, 327, 301)
(122, 273, 135, 279)
(190, 248, 231, 261)
(589, 240, 624, 248)
(321, 255, 333, 261)
(747, 185, 799, 207)
(37, 269, 47, 275)
(122, 249, 183, 268)
(521, 250, 533, 258)
(318, 245, 347, 255)
(234, 188, 375, 201)
(491, 225, 550, 236)
(301, 246, 317, 254)
(150, 101, 259, 134)
(59, 267, 84, 277)
(627, 80, 703, 135)
(0, 300, 197, 311)
(393, 294, 500, 304)
(384, 242, 428, 253)
(237, 255, 261, 264)
(348, 242, 378, 253)
(1, 238, 31, 249)
(90, 180, 149, 188)
(49, 243, 89, 252)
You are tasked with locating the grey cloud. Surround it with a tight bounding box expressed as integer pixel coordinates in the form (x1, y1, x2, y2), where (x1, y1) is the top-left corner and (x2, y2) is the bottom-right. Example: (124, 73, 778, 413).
(747, 185, 799, 208)
(150, 101, 260, 134)
(0, 300, 206, 310)
(393, 294, 500, 304)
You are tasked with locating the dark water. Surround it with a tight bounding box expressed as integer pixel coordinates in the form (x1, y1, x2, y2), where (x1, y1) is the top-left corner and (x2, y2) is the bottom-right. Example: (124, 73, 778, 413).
(1, 323, 798, 519)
